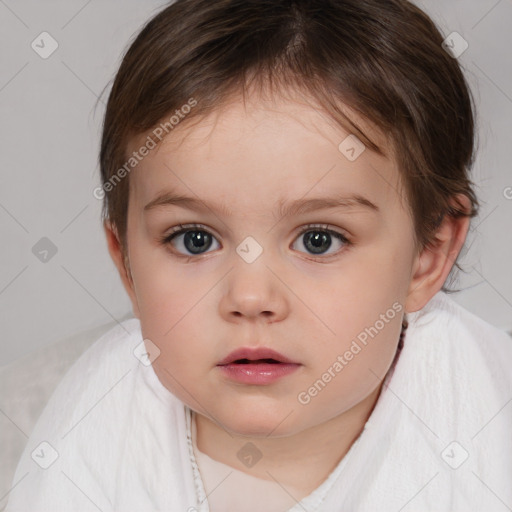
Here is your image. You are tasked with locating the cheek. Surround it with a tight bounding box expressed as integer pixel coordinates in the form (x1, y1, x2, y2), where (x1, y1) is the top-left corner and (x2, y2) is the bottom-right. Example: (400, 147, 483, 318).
(128, 240, 197, 325)
(147, 311, 224, 417)
(143, 314, 217, 409)
(348, 234, 415, 308)
(139, 299, 216, 375)
(302, 253, 409, 346)
(305, 312, 403, 414)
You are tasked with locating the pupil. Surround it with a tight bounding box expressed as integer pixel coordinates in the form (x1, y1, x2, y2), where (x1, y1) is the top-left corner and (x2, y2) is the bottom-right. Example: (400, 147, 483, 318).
(184, 231, 212, 254)
(304, 231, 331, 254)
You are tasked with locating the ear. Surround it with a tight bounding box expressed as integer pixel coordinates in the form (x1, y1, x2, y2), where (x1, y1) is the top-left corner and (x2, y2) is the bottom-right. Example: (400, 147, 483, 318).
(405, 194, 471, 313)
(103, 220, 140, 319)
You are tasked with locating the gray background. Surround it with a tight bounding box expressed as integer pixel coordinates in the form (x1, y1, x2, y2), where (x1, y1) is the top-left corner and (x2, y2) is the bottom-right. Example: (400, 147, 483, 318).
(0, 0, 511, 367)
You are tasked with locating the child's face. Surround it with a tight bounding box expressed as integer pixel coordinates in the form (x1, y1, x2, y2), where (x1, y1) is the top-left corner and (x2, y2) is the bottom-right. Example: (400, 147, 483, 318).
(114, 92, 429, 436)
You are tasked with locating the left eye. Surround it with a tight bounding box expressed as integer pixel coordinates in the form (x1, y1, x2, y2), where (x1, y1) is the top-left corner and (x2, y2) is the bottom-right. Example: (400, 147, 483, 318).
(292, 225, 349, 256)
(161, 224, 349, 257)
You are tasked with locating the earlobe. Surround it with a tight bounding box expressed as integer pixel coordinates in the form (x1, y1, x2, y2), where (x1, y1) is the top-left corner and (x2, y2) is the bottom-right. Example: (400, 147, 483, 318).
(405, 195, 471, 313)
(103, 220, 140, 319)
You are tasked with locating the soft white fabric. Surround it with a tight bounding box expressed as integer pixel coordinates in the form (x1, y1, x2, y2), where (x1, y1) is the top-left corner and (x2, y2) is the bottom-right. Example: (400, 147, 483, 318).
(4, 291, 512, 512)
(0, 318, 126, 512)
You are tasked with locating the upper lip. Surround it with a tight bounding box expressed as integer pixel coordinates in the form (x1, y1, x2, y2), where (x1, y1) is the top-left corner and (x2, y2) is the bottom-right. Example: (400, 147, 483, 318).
(217, 347, 299, 365)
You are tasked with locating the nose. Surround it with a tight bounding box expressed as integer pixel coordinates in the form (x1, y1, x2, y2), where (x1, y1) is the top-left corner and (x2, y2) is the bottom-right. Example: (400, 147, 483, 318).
(219, 260, 290, 324)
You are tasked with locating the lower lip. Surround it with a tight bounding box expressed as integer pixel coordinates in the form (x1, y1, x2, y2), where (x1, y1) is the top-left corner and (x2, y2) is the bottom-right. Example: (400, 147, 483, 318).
(217, 363, 301, 385)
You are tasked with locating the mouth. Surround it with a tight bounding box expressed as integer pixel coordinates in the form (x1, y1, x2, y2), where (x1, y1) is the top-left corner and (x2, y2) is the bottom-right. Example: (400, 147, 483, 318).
(216, 348, 301, 385)
(217, 360, 301, 385)
(229, 358, 283, 364)
(217, 347, 299, 366)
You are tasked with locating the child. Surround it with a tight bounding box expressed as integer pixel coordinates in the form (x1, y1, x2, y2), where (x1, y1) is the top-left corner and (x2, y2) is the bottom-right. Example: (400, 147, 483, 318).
(6, 0, 512, 510)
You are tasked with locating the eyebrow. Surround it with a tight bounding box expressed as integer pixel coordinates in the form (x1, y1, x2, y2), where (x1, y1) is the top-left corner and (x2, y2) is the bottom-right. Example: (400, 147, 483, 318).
(143, 190, 379, 218)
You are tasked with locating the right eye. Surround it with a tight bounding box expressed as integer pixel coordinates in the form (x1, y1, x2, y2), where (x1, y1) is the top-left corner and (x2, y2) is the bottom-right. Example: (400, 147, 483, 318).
(160, 224, 221, 257)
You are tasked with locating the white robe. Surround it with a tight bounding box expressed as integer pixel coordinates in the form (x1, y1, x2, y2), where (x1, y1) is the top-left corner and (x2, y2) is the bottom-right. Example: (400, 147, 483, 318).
(5, 291, 512, 511)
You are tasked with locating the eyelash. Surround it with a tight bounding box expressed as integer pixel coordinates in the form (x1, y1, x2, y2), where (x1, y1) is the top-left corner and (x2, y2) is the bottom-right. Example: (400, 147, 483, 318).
(159, 223, 351, 261)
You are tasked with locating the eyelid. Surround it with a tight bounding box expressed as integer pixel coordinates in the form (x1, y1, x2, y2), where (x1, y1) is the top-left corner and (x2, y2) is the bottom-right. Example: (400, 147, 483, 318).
(161, 223, 217, 241)
(295, 223, 349, 239)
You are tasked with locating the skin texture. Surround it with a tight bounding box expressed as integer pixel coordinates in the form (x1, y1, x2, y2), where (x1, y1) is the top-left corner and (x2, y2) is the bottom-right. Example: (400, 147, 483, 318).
(104, 90, 470, 496)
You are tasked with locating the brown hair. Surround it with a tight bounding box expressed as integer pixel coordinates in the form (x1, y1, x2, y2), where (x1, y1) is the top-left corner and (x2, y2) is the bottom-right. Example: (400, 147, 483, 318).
(99, 0, 479, 288)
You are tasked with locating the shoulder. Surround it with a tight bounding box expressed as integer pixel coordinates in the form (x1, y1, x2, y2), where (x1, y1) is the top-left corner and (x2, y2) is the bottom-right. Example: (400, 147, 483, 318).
(17, 317, 146, 447)
(400, 291, 512, 433)
(408, 291, 512, 372)
(6, 318, 187, 511)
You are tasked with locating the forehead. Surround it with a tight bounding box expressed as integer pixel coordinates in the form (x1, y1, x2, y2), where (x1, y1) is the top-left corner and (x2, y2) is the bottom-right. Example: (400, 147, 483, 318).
(127, 92, 402, 214)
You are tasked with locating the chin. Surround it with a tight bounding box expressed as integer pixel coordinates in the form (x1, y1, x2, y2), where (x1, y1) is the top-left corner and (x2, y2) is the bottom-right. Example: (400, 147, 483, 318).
(220, 402, 297, 438)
